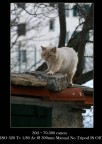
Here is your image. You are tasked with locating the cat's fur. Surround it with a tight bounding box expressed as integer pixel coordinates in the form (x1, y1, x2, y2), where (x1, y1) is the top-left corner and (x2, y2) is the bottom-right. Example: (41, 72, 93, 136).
(41, 46, 78, 86)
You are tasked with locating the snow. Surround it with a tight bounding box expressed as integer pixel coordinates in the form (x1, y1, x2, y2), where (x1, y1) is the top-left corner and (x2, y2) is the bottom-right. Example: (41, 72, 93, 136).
(82, 80, 93, 88)
(82, 80, 93, 128)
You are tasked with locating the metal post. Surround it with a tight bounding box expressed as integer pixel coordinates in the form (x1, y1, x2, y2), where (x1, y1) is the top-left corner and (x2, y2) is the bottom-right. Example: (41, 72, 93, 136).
(19, 42, 21, 73)
(34, 47, 36, 70)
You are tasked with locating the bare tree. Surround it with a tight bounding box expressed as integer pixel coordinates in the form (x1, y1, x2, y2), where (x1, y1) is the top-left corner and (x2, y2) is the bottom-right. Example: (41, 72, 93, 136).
(58, 3, 66, 47)
(67, 4, 93, 84)
(36, 3, 93, 84)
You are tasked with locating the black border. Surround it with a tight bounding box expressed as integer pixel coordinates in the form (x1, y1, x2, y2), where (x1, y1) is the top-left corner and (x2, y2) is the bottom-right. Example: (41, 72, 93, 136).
(0, 0, 10, 134)
(1, 0, 101, 142)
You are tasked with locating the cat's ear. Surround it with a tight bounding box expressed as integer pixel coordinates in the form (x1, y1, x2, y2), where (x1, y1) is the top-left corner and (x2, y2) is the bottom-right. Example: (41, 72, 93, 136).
(41, 46, 46, 51)
(51, 47, 57, 53)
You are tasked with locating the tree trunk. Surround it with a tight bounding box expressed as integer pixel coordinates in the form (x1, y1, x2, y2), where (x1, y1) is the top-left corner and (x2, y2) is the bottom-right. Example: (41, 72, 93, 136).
(73, 70, 93, 84)
(35, 62, 47, 71)
(76, 4, 93, 76)
(58, 3, 66, 47)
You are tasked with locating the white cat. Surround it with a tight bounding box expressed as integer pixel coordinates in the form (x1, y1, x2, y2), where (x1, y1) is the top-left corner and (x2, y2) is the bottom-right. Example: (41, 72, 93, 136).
(41, 46, 78, 86)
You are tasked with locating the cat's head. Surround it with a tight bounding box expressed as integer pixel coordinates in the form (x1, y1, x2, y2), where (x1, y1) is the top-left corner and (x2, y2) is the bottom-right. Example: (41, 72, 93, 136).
(41, 46, 57, 61)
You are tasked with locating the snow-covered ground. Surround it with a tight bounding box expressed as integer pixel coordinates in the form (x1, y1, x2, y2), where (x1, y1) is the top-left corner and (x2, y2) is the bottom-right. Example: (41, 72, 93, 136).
(82, 80, 93, 88)
(82, 80, 93, 128)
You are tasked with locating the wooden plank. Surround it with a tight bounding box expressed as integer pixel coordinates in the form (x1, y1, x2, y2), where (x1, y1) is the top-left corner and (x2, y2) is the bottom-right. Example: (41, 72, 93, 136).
(11, 72, 93, 93)
(11, 96, 91, 109)
(11, 96, 81, 107)
(84, 96, 94, 105)
(11, 73, 47, 87)
(72, 84, 93, 95)
(11, 85, 86, 101)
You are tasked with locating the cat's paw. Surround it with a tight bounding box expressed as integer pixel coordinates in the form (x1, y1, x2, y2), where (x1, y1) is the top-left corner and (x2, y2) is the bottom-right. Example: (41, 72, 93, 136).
(68, 82, 73, 87)
(45, 69, 49, 72)
(47, 71, 54, 75)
